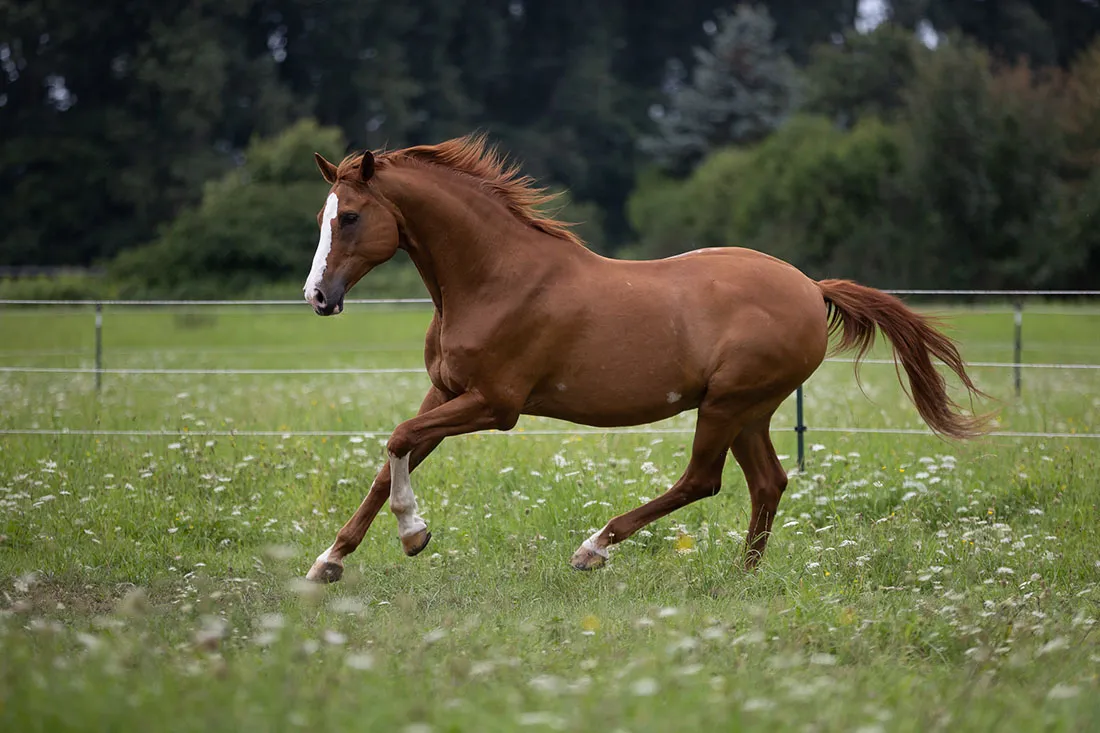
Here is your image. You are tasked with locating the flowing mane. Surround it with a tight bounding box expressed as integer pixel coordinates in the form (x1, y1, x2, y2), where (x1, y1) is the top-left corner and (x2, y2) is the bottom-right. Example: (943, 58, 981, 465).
(335, 134, 583, 247)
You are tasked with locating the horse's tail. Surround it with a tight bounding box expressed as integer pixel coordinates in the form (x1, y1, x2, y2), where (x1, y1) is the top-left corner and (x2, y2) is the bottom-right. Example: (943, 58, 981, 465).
(816, 279, 991, 440)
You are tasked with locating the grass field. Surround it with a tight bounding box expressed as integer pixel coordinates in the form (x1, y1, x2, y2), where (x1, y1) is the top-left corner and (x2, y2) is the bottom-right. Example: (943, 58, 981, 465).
(1, 302, 1098, 732)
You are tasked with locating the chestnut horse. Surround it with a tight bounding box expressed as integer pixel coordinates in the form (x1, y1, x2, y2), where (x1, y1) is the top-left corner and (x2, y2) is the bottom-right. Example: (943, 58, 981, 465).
(302, 134, 987, 583)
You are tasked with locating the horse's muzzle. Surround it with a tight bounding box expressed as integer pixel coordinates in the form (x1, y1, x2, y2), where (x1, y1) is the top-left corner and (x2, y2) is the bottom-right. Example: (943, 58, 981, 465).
(305, 286, 344, 316)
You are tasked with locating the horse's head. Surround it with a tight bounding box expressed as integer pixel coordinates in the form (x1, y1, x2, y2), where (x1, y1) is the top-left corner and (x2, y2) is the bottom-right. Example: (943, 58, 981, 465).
(304, 151, 401, 315)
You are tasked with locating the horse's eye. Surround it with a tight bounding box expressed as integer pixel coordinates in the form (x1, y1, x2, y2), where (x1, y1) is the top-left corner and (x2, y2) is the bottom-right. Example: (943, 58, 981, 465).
(339, 212, 359, 227)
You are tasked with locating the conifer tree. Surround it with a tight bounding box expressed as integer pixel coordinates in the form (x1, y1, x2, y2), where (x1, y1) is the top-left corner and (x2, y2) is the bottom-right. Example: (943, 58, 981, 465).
(642, 4, 798, 174)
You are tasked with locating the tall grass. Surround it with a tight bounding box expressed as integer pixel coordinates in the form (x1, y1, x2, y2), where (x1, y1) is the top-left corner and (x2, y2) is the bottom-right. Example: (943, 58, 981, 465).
(1, 304, 1097, 731)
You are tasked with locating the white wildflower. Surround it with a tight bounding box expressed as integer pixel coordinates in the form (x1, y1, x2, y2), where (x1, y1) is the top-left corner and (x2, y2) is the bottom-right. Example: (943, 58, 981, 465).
(1037, 637, 1069, 656)
(345, 652, 375, 671)
(743, 698, 775, 712)
(1047, 684, 1080, 700)
(423, 628, 448, 644)
(516, 712, 566, 729)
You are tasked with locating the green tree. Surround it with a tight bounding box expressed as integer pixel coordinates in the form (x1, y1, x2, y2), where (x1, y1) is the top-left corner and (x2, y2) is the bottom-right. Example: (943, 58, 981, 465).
(110, 120, 345, 297)
(1064, 167, 1100, 287)
(804, 23, 923, 127)
(0, 0, 294, 267)
(1062, 38, 1100, 181)
(899, 37, 1070, 287)
(891, 0, 1100, 68)
(250, 0, 422, 150)
(764, 0, 860, 63)
(641, 4, 799, 175)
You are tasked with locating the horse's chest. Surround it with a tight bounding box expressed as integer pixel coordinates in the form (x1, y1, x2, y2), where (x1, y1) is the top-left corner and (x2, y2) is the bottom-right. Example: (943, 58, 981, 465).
(429, 335, 480, 395)
(429, 357, 466, 395)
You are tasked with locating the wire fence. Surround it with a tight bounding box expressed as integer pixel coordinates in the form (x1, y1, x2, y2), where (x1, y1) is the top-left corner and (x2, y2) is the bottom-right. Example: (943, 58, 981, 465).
(1, 289, 1098, 306)
(0, 427, 1097, 440)
(2, 358, 1099, 375)
(2, 291, 1098, 464)
(0, 298, 433, 306)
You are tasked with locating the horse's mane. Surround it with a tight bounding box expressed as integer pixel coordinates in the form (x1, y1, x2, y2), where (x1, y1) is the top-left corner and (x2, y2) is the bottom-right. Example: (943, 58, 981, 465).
(335, 133, 583, 247)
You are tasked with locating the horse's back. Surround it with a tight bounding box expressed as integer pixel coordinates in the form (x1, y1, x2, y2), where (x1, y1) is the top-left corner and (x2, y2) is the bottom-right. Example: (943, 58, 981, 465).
(614, 246, 827, 336)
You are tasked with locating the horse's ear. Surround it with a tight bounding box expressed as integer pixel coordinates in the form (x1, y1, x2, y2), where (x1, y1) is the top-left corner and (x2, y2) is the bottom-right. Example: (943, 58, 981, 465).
(359, 151, 375, 182)
(314, 153, 338, 184)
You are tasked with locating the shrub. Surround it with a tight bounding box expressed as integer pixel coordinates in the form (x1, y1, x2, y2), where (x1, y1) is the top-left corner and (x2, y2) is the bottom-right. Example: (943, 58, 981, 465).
(627, 115, 904, 280)
(0, 273, 112, 301)
(110, 119, 346, 298)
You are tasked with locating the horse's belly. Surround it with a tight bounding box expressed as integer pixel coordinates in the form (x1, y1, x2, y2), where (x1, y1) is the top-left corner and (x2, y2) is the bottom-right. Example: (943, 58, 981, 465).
(523, 379, 703, 428)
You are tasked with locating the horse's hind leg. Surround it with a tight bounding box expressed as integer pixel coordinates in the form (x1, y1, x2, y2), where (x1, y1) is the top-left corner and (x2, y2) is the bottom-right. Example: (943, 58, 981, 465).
(732, 418, 789, 569)
(569, 399, 743, 570)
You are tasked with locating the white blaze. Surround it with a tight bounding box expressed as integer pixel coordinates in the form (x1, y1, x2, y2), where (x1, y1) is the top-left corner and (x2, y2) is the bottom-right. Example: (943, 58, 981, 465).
(304, 192, 340, 297)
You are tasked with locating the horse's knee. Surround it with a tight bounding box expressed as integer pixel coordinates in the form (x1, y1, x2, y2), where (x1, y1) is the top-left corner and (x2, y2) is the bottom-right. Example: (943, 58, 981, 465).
(682, 474, 722, 502)
(387, 429, 414, 458)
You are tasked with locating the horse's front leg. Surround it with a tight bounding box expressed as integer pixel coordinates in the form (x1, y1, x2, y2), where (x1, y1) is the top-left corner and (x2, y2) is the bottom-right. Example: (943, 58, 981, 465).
(306, 390, 513, 582)
(386, 390, 516, 554)
(306, 386, 451, 583)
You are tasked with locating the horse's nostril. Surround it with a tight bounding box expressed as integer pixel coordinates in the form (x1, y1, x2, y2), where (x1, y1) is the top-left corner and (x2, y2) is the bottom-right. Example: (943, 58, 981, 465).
(315, 290, 326, 307)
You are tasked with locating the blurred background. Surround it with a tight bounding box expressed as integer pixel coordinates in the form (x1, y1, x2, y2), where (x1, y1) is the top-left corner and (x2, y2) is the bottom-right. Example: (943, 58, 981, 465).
(2, 0, 1099, 300)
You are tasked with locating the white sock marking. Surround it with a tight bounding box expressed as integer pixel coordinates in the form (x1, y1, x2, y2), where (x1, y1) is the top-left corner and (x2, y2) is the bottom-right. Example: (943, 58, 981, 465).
(581, 526, 610, 558)
(304, 192, 340, 299)
(313, 543, 337, 566)
(389, 452, 427, 538)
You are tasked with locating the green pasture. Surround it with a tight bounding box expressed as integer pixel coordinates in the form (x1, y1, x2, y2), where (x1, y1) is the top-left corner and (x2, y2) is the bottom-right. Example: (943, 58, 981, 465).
(0, 302, 1097, 731)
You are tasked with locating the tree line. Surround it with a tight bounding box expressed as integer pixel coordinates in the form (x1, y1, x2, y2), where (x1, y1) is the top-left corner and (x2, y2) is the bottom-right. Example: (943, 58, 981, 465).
(2, 0, 1098, 296)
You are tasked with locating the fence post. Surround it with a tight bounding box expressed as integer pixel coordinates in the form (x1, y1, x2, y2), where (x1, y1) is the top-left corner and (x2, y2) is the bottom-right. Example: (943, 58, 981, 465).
(94, 301, 103, 392)
(795, 384, 806, 472)
(1013, 300, 1023, 397)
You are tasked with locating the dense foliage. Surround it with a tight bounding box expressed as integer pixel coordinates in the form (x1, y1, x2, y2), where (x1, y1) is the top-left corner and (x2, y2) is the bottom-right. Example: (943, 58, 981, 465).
(2, 0, 1099, 292)
(630, 28, 1100, 289)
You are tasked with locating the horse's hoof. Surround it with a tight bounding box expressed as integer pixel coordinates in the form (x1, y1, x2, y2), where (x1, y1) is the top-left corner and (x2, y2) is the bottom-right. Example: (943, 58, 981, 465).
(401, 528, 432, 557)
(305, 559, 344, 583)
(569, 545, 607, 571)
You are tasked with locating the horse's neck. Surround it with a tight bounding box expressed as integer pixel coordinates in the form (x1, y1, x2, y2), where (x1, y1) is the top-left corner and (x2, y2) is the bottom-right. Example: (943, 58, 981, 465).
(378, 165, 569, 308)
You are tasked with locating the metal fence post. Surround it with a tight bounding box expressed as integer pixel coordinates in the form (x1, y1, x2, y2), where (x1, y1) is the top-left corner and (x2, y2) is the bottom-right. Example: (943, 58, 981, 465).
(795, 384, 806, 471)
(1013, 300, 1023, 397)
(95, 301, 103, 392)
